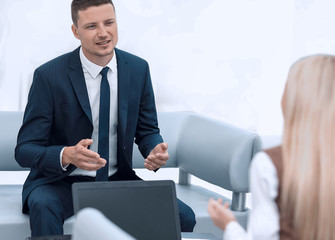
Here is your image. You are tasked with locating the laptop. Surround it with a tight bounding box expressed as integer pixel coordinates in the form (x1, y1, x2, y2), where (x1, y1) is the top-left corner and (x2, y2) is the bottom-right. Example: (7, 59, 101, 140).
(72, 180, 182, 240)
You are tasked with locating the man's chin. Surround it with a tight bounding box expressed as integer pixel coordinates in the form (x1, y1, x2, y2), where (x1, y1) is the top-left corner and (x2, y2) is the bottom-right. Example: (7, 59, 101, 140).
(95, 48, 115, 57)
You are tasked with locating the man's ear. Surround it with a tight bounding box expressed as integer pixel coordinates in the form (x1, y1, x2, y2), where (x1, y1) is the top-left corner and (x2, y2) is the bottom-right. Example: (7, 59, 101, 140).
(71, 24, 80, 39)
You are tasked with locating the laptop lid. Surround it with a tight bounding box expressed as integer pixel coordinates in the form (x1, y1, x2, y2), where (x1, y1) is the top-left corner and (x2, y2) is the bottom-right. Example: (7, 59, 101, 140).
(72, 180, 181, 240)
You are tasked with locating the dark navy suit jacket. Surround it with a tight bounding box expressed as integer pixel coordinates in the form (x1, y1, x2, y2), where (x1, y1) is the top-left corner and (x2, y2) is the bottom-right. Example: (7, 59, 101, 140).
(15, 47, 163, 213)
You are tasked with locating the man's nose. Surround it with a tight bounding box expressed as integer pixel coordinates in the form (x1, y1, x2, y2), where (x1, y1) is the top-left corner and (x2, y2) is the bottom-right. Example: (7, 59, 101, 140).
(97, 26, 108, 37)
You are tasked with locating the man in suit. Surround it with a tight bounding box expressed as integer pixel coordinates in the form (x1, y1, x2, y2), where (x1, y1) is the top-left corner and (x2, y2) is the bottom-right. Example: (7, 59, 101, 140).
(15, 0, 196, 237)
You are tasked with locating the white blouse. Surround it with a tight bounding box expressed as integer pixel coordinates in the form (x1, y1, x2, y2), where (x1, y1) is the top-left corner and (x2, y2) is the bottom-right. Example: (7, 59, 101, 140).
(223, 151, 280, 240)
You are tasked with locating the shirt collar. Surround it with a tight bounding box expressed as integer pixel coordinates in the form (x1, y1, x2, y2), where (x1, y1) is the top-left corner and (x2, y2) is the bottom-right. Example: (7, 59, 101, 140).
(79, 47, 117, 78)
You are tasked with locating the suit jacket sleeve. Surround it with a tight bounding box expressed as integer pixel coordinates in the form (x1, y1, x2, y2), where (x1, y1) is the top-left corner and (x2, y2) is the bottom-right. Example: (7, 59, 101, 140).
(134, 62, 163, 158)
(15, 68, 65, 177)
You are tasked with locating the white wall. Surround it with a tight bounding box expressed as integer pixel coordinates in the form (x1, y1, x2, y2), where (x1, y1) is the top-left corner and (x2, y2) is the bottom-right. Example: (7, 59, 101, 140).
(1, 0, 335, 136)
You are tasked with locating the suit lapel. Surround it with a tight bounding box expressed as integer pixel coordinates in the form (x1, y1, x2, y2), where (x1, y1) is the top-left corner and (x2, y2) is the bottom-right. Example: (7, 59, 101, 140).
(68, 47, 93, 124)
(115, 48, 129, 140)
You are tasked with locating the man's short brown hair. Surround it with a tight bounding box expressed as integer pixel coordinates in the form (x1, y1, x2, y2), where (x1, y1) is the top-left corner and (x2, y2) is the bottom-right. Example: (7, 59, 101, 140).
(71, 0, 115, 26)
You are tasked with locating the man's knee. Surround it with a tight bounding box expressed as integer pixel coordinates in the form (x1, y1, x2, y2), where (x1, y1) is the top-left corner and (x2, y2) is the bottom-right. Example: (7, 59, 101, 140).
(28, 186, 62, 212)
(27, 183, 73, 222)
(177, 199, 196, 232)
(27, 183, 74, 236)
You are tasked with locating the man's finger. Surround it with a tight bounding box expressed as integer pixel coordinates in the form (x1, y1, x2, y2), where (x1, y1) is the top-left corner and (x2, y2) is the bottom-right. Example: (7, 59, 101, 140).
(80, 160, 106, 171)
(80, 147, 100, 159)
(145, 159, 159, 169)
(85, 156, 106, 165)
(79, 138, 93, 148)
(160, 142, 168, 151)
(155, 152, 169, 160)
(144, 162, 155, 170)
(146, 157, 166, 167)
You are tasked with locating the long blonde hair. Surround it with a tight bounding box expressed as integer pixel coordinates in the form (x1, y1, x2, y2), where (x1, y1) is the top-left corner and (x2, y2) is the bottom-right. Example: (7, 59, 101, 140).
(281, 55, 335, 240)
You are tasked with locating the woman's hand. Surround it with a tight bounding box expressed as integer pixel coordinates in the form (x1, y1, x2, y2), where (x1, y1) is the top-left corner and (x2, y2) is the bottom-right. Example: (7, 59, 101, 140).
(208, 198, 237, 230)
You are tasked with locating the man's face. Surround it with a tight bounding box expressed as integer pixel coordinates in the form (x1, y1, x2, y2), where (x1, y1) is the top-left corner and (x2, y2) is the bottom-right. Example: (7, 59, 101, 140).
(72, 3, 118, 66)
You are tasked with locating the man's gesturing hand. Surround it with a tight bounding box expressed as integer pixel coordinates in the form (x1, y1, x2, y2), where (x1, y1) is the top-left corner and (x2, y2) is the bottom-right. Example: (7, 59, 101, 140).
(62, 139, 106, 171)
(144, 142, 169, 171)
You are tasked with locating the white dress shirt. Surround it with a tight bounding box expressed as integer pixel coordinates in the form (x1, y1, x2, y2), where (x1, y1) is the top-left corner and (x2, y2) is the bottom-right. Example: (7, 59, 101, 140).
(62, 47, 119, 177)
(223, 151, 280, 240)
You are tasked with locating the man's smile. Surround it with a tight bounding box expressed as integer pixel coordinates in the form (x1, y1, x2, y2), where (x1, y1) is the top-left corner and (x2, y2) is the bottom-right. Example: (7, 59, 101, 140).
(96, 40, 111, 46)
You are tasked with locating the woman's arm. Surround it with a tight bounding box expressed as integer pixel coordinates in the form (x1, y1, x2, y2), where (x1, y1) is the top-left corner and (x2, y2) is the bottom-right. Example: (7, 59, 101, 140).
(208, 151, 280, 240)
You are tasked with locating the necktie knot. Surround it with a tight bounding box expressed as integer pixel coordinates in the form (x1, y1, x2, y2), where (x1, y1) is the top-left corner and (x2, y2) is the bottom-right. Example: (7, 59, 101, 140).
(100, 67, 109, 78)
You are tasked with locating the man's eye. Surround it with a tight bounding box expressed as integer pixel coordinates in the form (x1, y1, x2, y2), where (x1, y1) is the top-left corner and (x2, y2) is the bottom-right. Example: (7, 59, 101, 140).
(106, 21, 114, 26)
(86, 25, 95, 29)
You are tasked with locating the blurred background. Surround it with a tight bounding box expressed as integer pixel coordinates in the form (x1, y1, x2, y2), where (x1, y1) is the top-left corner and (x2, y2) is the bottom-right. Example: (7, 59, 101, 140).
(2, 0, 335, 136)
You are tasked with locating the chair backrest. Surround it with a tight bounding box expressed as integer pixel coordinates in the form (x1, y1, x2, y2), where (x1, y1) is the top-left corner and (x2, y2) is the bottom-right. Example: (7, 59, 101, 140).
(177, 113, 262, 192)
(72, 208, 136, 240)
(0, 111, 27, 171)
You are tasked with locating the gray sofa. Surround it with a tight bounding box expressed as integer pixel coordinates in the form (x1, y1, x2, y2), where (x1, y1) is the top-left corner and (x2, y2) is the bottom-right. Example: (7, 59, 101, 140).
(0, 111, 262, 239)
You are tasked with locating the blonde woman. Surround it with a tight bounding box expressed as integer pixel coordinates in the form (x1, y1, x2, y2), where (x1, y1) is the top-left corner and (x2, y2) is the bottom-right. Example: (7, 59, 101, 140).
(208, 55, 335, 240)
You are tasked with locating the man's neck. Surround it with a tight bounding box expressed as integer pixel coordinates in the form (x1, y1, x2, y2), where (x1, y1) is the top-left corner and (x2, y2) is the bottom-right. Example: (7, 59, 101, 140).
(82, 49, 114, 67)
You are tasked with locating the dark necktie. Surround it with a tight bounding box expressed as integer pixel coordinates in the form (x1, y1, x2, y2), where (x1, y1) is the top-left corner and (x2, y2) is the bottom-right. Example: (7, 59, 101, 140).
(95, 67, 110, 181)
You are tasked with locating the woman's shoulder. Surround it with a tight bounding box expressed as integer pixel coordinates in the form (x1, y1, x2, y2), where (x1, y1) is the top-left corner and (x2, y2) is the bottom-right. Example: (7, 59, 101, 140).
(250, 148, 279, 194)
(251, 150, 276, 173)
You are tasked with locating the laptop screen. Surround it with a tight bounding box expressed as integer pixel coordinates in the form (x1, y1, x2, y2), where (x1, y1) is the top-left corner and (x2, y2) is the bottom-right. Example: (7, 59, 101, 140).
(72, 180, 181, 240)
